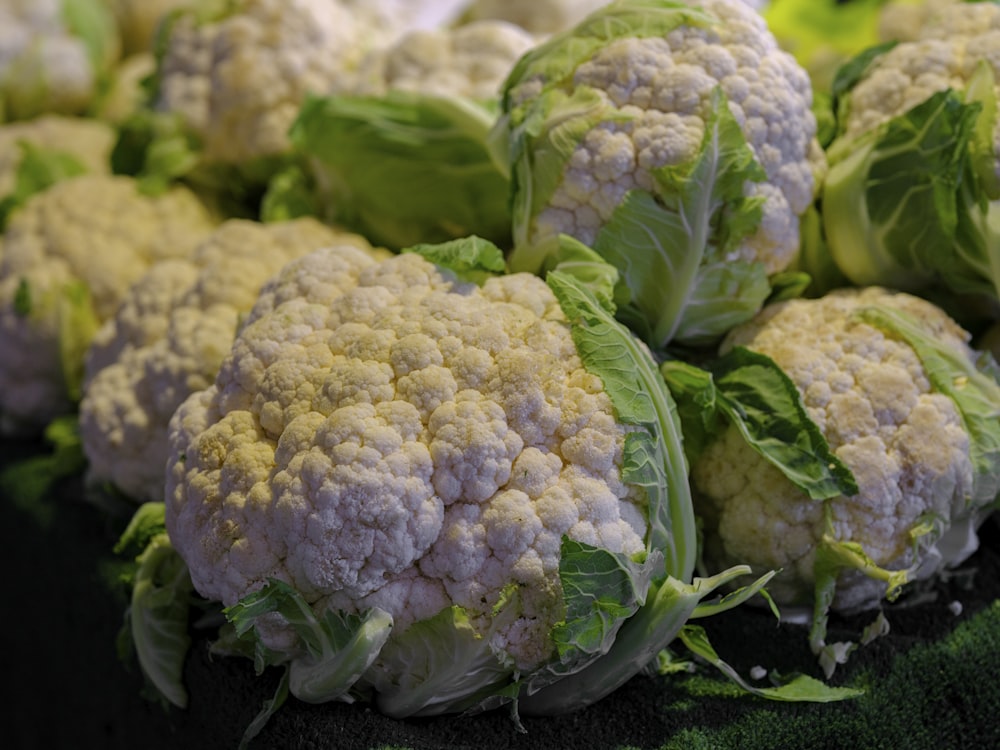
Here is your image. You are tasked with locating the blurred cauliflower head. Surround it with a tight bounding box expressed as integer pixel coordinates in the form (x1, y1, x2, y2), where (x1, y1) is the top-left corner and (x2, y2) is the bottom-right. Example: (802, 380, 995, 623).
(353, 19, 539, 100)
(80, 217, 379, 504)
(151, 0, 406, 164)
(0, 173, 215, 434)
(692, 287, 998, 614)
(839, 1, 1000, 186)
(165, 248, 648, 671)
(0, 0, 121, 121)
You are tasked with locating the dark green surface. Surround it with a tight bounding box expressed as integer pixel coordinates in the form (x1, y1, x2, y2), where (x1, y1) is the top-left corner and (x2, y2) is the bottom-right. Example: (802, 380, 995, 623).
(3, 436, 1000, 750)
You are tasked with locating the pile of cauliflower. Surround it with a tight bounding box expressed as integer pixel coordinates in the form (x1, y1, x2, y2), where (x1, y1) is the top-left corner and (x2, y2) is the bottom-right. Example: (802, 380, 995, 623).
(3, 0, 1000, 733)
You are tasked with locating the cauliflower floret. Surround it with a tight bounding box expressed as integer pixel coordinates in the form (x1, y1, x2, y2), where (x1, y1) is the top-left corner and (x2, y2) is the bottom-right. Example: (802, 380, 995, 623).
(353, 20, 539, 100)
(80, 217, 379, 504)
(693, 287, 980, 613)
(0, 173, 216, 434)
(506, 0, 822, 274)
(0, 115, 115, 199)
(166, 249, 646, 670)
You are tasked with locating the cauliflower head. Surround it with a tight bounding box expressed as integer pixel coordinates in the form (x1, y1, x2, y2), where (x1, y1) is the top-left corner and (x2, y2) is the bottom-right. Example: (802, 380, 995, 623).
(821, 1, 1000, 307)
(0, 114, 115, 192)
(0, 0, 121, 121)
(165, 248, 650, 674)
(353, 20, 539, 101)
(80, 217, 380, 503)
(842, 2, 1000, 159)
(0, 173, 215, 434)
(503, 0, 822, 269)
(692, 286, 997, 614)
(500, 0, 824, 347)
(151, 0, 402, 165)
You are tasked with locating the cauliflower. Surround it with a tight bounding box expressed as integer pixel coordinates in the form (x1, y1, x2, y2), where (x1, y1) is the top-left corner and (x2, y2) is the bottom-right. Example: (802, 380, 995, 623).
(160, 238, 744, 719)
(690, 287, 1000, 619)
(0, 114, 115, 206)
(499, 0, 824, 347)
(80, 217, 381, 504)
(167, 248, 646, 663)
(149, 0, 407, 166)
(820, 1, 1000, 315)
(0, 0, 121, 122)
(353, 20, 539, 100)
(0, 173, 216, 434)
(837, 6, 1000, 152)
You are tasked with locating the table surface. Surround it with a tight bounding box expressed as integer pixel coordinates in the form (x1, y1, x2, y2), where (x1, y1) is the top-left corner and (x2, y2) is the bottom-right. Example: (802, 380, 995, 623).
(3, 435, 999, 750)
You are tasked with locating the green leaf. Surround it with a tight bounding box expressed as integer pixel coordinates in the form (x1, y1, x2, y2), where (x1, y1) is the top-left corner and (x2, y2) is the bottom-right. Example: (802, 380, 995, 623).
(259, 162, 321, 222)
(591, 88, 768, 348)
(226, 579, 393, 705)
(114, 501, 168, 558)
(126, 532, 194, 708)
(0, 141, 89, 230)
(290, 92, 511, 250)
(527, 233, 624, 313)
(59, 0, 119, 73)
(547, 269, 696, 581)
(56, 280, 101, 403)
(551, 539, 659, 663)
(403, 235, 507, 285)
(367, 596, 519, 719)
(824, 87, 1000, 301)
(12, 278, 31, 316)
(110, 110, 203, 195)
(519, 566, 761, 714)
(678, 624, 864, 702)
(662, 347, 859, 500)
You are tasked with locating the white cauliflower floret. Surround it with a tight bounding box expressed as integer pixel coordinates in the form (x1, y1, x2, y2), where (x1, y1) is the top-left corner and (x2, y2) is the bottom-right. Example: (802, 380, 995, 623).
(79, 217, 379, 503)
(0, 115, 115, 198)
(0, 0, 121, 121)
(507, 0, 822, 273)
(0, 173, 216, 434)
(693, 287, 981, 613)
(353, 20, 539, 100)
(153, 0, 411, 164)
(165, 249, 646, 670)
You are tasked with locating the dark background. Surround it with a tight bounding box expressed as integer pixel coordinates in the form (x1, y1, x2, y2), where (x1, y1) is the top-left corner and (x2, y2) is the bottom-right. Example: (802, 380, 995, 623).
(3, 435, 999, 750)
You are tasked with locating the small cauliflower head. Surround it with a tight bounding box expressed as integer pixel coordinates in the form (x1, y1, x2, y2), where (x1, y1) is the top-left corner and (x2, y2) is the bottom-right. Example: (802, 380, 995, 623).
(353, 20, 539, 100)
(503, 0, 823, 272)
(152, 0, 401, 165)
(692, 287, 990, 614)
(0, 173, 215, 434)
(165, 248, 647, 673)
(0, 114, 115, 201)
(842, 2, 1000, 154)
(0, 0, 121, 121)
(80, 217, 379, 503)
